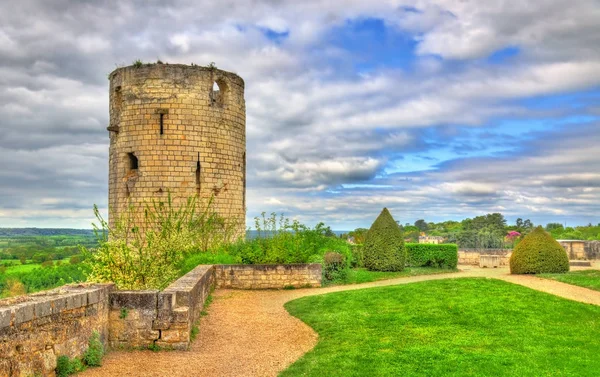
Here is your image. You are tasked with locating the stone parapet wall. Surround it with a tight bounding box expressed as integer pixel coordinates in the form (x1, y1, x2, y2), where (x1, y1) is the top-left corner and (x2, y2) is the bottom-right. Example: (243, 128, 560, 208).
(215, 264, 322, 289)
(108, 265, 215, 350)
(0, 284, 113, 377)
(458, 250, 512, 266)
(0, 263, 320, 375)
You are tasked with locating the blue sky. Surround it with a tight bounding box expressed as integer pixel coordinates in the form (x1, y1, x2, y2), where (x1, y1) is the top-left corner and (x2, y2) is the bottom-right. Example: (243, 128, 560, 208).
(0, 1, 599, 230)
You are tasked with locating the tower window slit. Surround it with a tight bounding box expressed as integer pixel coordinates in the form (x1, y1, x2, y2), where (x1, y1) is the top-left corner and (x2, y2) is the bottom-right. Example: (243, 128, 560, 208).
(196, 152, 201, 193)
(160, 113, 164, 135)
(128, 152, 138, 170)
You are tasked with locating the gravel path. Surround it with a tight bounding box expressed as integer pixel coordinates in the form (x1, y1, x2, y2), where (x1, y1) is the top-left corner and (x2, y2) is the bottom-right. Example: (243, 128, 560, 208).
(80, 265, 600, 377)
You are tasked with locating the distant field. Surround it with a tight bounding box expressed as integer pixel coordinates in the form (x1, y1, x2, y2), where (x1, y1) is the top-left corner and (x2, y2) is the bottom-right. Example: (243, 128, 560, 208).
(1, 258, 74, 275)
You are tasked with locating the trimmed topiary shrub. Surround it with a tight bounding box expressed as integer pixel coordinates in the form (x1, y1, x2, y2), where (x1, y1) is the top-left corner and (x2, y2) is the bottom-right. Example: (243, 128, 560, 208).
(510, 226, 569, 274)
(406, 243, 458, 269)
(363, 208, 405, 271)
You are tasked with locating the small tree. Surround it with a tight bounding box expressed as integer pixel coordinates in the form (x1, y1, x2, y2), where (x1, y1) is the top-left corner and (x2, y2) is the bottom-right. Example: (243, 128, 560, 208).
(363, 208, 406, 271)
(510, 226, 569, 274)
(84, 194, 236, 290)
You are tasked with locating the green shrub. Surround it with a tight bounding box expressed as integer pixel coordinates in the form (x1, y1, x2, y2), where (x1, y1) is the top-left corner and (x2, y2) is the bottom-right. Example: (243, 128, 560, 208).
(56, 356, 72, 377)
(363, 208, 406, 271)
(406, 243, 458, 269)
(323, 252, 348, 282)
(55, 356, 85, 377)
(350, 244, 364, 268)
(83, 331, 104, 367)
(510, 226, 569, 274)
(85, 194, 235, 290)
(218, 213, 352, 266)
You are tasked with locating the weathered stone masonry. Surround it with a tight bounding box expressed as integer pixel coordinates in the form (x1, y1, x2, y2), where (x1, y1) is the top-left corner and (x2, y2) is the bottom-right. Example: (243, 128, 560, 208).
(0, 264, 321, 376)
(108, 64, 246, 238)
(215, 264, 322, 289)
(0, 284, 113, 377)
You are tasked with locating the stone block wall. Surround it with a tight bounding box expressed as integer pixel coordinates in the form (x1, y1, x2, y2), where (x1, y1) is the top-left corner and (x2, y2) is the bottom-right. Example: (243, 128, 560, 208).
(458, 250, 512, 266)
(559, 241, 587, 260)
(0, 263, 321, 375)
(215, 264, 322, 289)
(108, 265, 215, 350)
(0, 284, 113, 377)
(108, 64, 246, 239)
(585, 241, 600, 260)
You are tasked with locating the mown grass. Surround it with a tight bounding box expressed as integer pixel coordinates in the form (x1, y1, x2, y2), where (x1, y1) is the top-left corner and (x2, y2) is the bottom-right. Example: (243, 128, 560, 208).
(342, 267, 458, 285)
(282, 278, 600, 377)
(538, 269, 600, 292)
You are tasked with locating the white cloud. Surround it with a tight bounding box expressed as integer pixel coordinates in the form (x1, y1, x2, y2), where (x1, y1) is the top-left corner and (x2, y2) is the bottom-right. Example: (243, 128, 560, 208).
(1, 0, 599, 229)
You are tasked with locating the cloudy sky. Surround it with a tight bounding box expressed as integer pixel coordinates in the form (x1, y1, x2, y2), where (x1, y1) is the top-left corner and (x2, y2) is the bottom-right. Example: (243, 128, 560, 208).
(0, 0, 599, 230)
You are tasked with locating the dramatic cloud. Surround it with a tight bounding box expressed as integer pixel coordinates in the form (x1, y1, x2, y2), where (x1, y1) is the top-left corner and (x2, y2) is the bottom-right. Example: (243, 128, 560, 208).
(0, 0, 599, 229)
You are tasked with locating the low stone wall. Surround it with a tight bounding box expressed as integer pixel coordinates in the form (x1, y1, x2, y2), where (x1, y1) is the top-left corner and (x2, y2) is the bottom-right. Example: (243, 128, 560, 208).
(215, 264, 322, 289)
(0, 284, 113, 377)
(108, 265, 214, 350)
(458, 250, 511, 266)
(584, 241, 600, 260)
(0, 263, 321, 375)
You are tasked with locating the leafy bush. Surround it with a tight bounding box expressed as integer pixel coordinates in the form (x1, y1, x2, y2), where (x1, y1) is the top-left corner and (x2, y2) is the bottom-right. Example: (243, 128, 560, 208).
(84, 194, 236, 290)
(323, 252, 348, 282)
(221, 213, 352, 265)
(406, 243, 458, 269)
(83, 331, 104, 367)
(55, 356, 85, 377)
(363, 208, 406, 271)
(350, 244, 364, 268)
(510, 226, 570, 274)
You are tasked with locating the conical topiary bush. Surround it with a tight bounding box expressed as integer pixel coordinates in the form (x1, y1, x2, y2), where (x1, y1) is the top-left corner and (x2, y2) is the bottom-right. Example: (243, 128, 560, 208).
(509, 226, 569, 274)
(363, 208, 406, 271)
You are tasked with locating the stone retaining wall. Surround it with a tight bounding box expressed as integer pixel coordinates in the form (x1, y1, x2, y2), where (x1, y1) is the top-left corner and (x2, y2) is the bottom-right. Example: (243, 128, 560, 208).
(0, 284, 113, 377)
(0, 263, 321, 375)
(215, 264, 322, 289)
(108, 265, 214, 350)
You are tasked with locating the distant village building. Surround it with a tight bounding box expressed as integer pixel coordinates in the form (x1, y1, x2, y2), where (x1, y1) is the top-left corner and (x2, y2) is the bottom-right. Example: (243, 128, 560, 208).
(558, 240, 586, 260)
(419, 235, 444, 244)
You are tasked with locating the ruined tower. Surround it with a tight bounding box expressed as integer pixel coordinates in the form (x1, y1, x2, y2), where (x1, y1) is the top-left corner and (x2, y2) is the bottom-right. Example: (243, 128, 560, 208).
(107, 63, 246, 238)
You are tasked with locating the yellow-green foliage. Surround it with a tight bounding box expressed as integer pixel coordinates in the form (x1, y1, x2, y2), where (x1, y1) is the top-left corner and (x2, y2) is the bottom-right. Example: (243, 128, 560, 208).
(510, 226, 569, 274)
(363, 208, 406, 271)
(85, 195, 235, 290)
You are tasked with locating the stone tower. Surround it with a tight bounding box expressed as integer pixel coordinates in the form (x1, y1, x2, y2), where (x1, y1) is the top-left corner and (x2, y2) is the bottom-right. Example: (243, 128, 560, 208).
(107, 63, 246, 238)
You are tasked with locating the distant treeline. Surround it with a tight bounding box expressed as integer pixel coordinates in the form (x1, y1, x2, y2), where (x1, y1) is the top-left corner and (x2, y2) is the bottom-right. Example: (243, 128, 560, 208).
(0, 228, 94, 237)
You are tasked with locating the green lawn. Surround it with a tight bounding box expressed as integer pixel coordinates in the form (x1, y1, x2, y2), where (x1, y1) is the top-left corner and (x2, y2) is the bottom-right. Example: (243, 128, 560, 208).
(282, 278, 600, 377)
(341, 267, 458, 285)
(538, 270, 600, 292)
